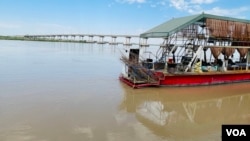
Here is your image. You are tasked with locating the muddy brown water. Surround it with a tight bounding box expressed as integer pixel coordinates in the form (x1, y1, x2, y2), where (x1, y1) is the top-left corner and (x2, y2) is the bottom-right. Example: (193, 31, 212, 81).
(0, 40, 249, 141)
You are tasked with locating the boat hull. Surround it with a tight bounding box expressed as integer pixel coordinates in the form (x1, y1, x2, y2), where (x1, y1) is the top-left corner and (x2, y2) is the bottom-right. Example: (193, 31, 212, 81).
(120, 71, 250, 88)
(160, 71, 250, 86)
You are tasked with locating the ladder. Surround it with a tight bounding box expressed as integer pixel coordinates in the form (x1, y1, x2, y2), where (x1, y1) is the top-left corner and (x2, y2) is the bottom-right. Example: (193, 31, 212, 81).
(185, 45, 204, 72)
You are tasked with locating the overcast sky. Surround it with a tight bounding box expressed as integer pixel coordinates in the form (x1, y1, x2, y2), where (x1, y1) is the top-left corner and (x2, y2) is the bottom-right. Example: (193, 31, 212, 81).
(0, 0, 250, 35)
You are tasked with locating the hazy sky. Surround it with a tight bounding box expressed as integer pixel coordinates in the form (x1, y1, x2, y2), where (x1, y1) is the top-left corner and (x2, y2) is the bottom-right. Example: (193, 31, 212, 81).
(0, 0, 250, 35)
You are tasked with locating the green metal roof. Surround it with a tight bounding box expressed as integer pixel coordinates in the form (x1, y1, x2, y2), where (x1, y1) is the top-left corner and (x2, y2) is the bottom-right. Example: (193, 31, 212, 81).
(140, 13, 250, 38)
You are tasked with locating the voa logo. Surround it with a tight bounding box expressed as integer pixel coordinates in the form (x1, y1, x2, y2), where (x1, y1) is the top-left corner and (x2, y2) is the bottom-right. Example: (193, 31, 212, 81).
(226, 129, 246, 136)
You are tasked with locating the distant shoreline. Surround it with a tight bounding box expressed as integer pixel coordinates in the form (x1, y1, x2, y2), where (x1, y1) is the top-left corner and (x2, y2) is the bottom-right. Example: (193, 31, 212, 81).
(0, 35, 87, 43)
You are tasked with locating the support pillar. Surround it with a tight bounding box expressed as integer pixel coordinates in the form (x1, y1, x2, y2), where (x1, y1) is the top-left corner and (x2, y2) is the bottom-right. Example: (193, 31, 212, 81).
(140, 37, 149, 47)
(87, 35, 94, 43)
(80, 35, 84, 42)
(110, 36, 117, 45)
(64, 35, 68, 41)
(246, 50, 250, 70)
(71, 35, 75, 41)
(98, 36, 105, 44)
(124, 36, 132, 46)
(58, 35, 62, 40)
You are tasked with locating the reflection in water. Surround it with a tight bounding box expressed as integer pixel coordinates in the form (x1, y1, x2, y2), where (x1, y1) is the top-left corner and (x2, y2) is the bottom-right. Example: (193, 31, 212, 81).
(119, 83, 250, 140)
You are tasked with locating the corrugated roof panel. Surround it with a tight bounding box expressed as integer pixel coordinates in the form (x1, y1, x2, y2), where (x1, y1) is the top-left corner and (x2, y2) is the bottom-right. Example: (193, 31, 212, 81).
(140, 13, 250, 38)
(140, 14, 201, 38)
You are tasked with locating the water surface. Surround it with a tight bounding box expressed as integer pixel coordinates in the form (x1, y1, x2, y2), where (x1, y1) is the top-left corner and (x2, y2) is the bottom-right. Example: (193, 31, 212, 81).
(0, 40, 249, 141)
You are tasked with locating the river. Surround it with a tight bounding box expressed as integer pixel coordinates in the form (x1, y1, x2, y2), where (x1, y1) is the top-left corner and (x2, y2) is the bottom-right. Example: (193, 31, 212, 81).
(0, 40, 249, 141)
